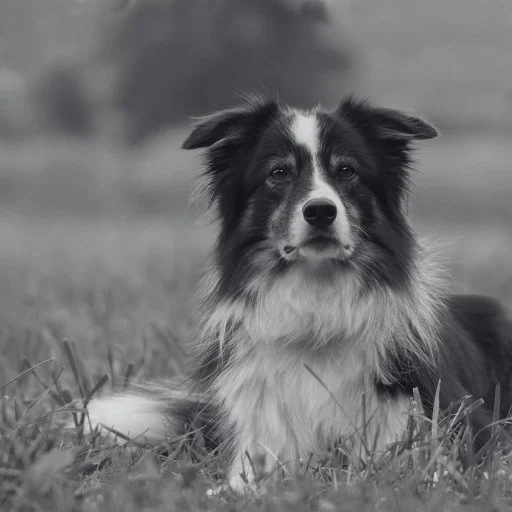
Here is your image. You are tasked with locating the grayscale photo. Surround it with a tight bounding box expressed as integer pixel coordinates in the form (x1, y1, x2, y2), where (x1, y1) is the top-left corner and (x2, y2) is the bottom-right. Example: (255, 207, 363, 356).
(0, 0, 511, 510)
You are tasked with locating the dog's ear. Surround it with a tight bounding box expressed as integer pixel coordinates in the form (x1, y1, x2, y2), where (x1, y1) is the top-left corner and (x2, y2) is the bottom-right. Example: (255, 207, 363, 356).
(182, 97, 279, 150)
(337, 97, 439, 142)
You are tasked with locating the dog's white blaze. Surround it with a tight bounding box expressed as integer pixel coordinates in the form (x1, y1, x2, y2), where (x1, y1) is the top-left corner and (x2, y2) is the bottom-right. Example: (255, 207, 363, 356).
(290, 112, 319, 155)
(289, 111, 352, 253)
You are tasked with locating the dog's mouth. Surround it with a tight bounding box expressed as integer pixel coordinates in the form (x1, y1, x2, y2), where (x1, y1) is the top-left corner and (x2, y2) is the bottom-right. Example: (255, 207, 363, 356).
(283, 236, 353, 262)
(301, 235, 339, 251)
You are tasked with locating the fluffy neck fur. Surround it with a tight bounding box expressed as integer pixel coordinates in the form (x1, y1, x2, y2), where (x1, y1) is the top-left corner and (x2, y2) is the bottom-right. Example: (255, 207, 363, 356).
(196, 238, 450, 387)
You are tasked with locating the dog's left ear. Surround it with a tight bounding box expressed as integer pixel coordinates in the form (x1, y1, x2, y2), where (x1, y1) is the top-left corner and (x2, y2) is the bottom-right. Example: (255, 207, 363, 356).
(182, 97, 279, 150)
(337, 97, 439, 142)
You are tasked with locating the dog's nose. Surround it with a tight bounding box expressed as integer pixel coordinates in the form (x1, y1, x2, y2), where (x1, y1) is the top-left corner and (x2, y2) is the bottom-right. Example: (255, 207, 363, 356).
(302, 199, 337, 228)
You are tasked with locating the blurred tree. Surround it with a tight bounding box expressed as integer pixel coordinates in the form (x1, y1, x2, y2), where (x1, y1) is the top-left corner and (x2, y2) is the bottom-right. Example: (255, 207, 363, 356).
(32, 63, 94, 136)
(100, 0, 354, 143)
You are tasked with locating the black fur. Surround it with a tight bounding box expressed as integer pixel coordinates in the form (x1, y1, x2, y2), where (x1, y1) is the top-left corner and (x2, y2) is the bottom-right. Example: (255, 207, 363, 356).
(383, 295, 512, 446)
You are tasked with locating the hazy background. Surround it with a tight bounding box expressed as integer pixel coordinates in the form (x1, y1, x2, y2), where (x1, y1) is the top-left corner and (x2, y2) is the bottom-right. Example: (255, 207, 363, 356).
(0, 0, 511, 381)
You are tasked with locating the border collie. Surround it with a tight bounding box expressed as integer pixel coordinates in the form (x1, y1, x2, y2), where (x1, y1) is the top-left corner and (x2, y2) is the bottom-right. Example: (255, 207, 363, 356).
(85, 96, 512, 492)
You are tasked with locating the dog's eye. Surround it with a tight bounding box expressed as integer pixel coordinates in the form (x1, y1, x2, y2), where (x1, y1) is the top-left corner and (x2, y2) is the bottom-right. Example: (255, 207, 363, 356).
(337, 164, 357, 179)
(268, 168, 291, 183)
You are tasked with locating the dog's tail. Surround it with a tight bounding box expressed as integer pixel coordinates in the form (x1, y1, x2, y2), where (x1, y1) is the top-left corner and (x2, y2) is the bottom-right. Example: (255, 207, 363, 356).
(78, 380, 214, 445)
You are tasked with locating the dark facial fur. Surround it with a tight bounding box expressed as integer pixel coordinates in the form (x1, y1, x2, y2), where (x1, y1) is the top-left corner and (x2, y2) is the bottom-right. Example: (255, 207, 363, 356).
(183, 95, 438, 301)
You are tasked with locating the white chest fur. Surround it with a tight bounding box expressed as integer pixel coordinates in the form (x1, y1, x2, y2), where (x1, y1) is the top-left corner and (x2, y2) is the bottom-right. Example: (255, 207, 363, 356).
(214, 341, 410, 490)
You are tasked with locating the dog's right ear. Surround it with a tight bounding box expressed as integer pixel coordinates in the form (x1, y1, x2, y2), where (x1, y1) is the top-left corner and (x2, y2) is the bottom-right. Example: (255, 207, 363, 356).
(182, 97, 279, 150)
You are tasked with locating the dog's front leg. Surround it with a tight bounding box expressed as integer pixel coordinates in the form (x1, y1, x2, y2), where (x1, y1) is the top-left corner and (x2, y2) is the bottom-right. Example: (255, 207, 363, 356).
(227, 427, 291, 493)
(221, 391, 296, 493)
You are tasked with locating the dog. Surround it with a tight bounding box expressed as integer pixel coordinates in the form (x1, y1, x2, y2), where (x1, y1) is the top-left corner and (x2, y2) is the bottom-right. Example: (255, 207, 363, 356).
(85, 95, 512, 492)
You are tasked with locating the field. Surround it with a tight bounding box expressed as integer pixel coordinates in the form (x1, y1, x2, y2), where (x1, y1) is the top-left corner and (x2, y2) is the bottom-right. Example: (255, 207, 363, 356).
(1, 0, 512, 510)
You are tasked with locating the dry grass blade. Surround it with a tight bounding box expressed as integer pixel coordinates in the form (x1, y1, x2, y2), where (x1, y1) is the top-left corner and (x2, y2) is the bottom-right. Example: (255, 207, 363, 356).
(489, 383, 501, 482)
(0, 358, 55, 394)
(431, 379, 441, 453)
(19, 368, 65, 420)
(304, 453, 314, 474)
(107, 342, 116, 389)
(412, 387, 425, 416)
(96, 423, 148, 449)
(123, 363, 134, 388)
(449, 397, 484, 429)
(62, 340, 86, 400)
(361, 392, 368, 461)
(84, 374, 110, 407)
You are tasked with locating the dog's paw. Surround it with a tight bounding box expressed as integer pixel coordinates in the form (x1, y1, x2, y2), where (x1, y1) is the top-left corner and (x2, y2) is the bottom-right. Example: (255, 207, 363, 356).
(206, 476, 264, 498)
(228, 474, 257, 494)
(206, 484, 230, 497)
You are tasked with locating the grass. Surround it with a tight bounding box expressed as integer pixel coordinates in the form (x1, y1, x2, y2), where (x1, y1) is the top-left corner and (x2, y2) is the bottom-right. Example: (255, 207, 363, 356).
(2, 332, 512, 511)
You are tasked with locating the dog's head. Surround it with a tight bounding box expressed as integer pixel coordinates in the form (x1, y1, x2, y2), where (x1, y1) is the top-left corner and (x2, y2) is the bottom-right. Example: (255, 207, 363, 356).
(183, 95, 438, 293)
